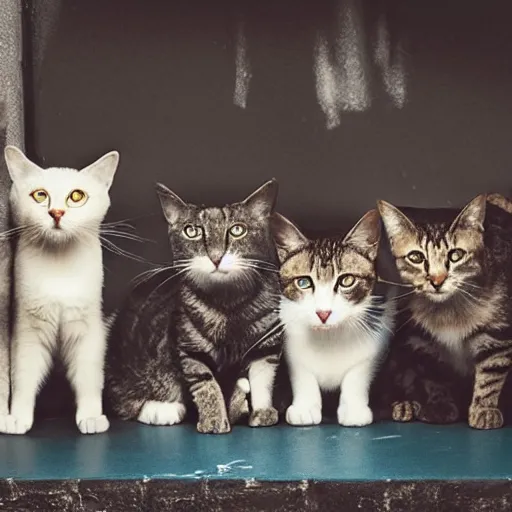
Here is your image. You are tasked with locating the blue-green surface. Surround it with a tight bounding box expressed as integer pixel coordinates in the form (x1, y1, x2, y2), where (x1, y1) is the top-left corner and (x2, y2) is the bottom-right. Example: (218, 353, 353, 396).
(0, 420, 511, 481)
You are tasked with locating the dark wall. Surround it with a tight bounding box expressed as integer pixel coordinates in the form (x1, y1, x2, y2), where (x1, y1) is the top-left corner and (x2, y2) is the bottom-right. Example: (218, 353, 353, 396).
(25, 0, 512, 313)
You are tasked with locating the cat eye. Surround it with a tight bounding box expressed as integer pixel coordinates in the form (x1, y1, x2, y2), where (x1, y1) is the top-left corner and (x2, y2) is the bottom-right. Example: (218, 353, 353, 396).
(448, 248, 466, 263)
(295, 277, 313, 290)
(406, 251, 425, 264)
(229, 224, 247, 238)
(67, 189, 88, 207)
(31, 189, 48, 204)
(183, 225, 203, 240)
(338, 274, 356, 288)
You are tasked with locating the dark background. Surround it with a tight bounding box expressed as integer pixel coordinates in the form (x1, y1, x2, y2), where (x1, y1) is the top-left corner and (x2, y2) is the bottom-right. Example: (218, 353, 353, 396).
(23, 0, 512, 414)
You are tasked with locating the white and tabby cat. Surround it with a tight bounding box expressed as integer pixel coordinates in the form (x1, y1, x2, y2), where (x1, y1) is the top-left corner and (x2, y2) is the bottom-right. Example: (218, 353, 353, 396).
(0, 146, 119, 435)
(272, 210, 396, 426)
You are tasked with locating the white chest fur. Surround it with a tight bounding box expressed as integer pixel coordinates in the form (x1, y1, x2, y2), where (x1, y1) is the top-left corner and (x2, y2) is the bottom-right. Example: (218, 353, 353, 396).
(284, 323, 386, 391)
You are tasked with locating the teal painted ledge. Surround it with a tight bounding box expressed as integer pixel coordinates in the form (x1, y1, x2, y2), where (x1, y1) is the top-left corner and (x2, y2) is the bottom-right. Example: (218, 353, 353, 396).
(0, 420, 511, 482)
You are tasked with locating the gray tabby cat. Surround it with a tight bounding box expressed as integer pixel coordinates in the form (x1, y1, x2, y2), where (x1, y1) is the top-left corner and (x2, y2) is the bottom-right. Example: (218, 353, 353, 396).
(378, 194, 512, 429)
(106, 180, 282, 433)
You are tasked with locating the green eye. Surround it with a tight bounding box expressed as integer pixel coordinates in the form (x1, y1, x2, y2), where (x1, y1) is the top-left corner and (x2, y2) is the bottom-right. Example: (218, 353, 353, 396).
(183, 225, 202, 239)
(448, 248, 466, 263)
(338, 274, 356, 288)
(296, 277, 313, 290)
(31, 189, 48, 204)
(229, 224, 247, 238)
(407, 251, 425, 264)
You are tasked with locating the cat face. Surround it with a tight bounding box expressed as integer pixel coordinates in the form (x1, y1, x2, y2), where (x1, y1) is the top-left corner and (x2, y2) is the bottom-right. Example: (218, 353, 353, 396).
(156, 179, 279, 287)
(5, 146, 119, 245)
(377, 195, 486, 303)
(272, 210, 381, 331)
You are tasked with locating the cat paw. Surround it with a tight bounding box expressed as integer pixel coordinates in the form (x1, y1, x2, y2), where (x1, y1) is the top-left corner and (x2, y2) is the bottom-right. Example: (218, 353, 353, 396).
(0, 414, 33, 435)
(77, 415, 110, 434)
(286, 404, 322, 426)
(468, 406, 504, 430)
(337, 403, 373, 427)
(138, 401, 186, 426)
(197, 415, 231, 434)
(391, 401, 415, 422)
(415, 401, 459, 424)
(249, 407, 279, 427)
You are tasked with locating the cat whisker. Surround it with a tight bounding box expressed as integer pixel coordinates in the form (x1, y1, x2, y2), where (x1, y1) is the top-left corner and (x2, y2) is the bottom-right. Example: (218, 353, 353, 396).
(131, 265, 176, 286)
(391, 289, 417, 301)
(377, 277, 414, 289)
(98, 235, 158, 266)
(241, 321, 286, 361)
(239, 263, 280, 274)
(151, 267, 191, 295)
(100, 229, 155, 244)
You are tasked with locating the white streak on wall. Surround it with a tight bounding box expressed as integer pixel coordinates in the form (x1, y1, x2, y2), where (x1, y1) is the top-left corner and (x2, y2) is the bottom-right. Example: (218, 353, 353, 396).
(233, 21, 251, 109)
(314, 34, 341, 129)
(374, 16, 407, 109)
(314, 0, 370, 129)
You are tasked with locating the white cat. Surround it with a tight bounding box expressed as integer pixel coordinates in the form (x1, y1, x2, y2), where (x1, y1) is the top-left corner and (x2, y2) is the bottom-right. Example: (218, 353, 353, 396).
(272, 211, 396, 427)
(0, 146, 119, 435)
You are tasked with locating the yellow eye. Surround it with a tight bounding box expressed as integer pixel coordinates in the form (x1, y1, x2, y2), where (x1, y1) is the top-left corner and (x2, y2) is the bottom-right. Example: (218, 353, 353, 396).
(407, 251, 425, 264)
(183, 225, 202, 240)
(67, 189, 87, 206)
(229, 224, 247, 238)
(448, 248, 466, 263)
(339, 274, 356, 288)
(31, 189, 48, 204)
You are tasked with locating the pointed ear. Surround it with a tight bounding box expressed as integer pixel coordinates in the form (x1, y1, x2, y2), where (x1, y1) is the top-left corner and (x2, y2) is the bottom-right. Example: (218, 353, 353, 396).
(343, 209, 381, 260)
(270, 212, 309, 261)
(81, 151, 119, 189)
(242, 178, 279, 217)
(377, 200, 417, 242)
(4, 146, 43, 181)
(155, 182, 188, 226)
(449, 194, 486, 233)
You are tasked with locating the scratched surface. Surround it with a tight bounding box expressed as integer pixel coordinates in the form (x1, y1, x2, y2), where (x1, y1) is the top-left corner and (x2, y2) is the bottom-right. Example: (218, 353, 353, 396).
(0, 420, 511, 481)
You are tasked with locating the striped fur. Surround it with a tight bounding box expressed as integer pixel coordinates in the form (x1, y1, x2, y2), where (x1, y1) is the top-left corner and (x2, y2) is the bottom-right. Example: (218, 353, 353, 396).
(105, 180, 283, 433)
(377, 194, 512, 429)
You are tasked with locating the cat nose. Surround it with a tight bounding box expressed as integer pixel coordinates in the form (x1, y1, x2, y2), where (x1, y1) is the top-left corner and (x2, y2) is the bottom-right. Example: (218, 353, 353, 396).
(316, 310, 332, 324)
(428, 273, 447, 290)
(209, 253, 224, 268)
(48, 209, 65, 224)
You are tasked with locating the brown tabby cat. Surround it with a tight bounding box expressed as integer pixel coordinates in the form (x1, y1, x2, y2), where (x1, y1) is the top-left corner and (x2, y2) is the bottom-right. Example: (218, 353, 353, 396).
(377, 193, 512, 429)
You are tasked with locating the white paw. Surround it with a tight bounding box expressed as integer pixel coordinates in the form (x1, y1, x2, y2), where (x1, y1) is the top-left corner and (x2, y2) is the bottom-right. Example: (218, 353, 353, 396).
(337, 403, 373, 427)
(77, 415, 110, 434)
(286, 404, 322, 426)
(0, 414, 33, 435)
(236, 378, 250, 394)
(137, 401, 186, 426)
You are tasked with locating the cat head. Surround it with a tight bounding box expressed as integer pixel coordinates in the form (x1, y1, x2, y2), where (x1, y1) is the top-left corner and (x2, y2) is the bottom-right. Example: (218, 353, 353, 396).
(155, 179, 279, 288)
(6, 146, 119, 245)
(271, 210, 381, 330)
(377, 195, 486, 303)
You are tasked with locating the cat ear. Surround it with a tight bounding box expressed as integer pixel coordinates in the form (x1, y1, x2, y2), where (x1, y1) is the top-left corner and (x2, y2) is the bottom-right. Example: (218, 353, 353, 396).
(242, 178, 279, 217)
(4, 146, 43, 181)
(449, 194, 486, 233)
(270, 212, 309, 261)
(81, 151, 119, 189)
(155, 182, 188, 226)
(377, 200, 417, 242)
(343, 209, 381, 260)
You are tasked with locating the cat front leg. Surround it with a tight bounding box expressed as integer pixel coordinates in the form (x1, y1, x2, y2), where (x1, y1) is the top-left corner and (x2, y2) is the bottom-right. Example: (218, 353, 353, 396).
(469, 336, 512, 430)
(338, 359, 374, 427)
(286, 366, 322, 426)
(3, 312, 56, 434)
(61, 314, 109, 434)
(248, 355, 279, 427)
(179, 350, 230, 434)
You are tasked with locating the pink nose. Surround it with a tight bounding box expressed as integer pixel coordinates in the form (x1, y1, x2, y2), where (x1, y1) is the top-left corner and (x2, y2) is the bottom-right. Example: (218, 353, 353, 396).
(316, 310, 332, 324)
